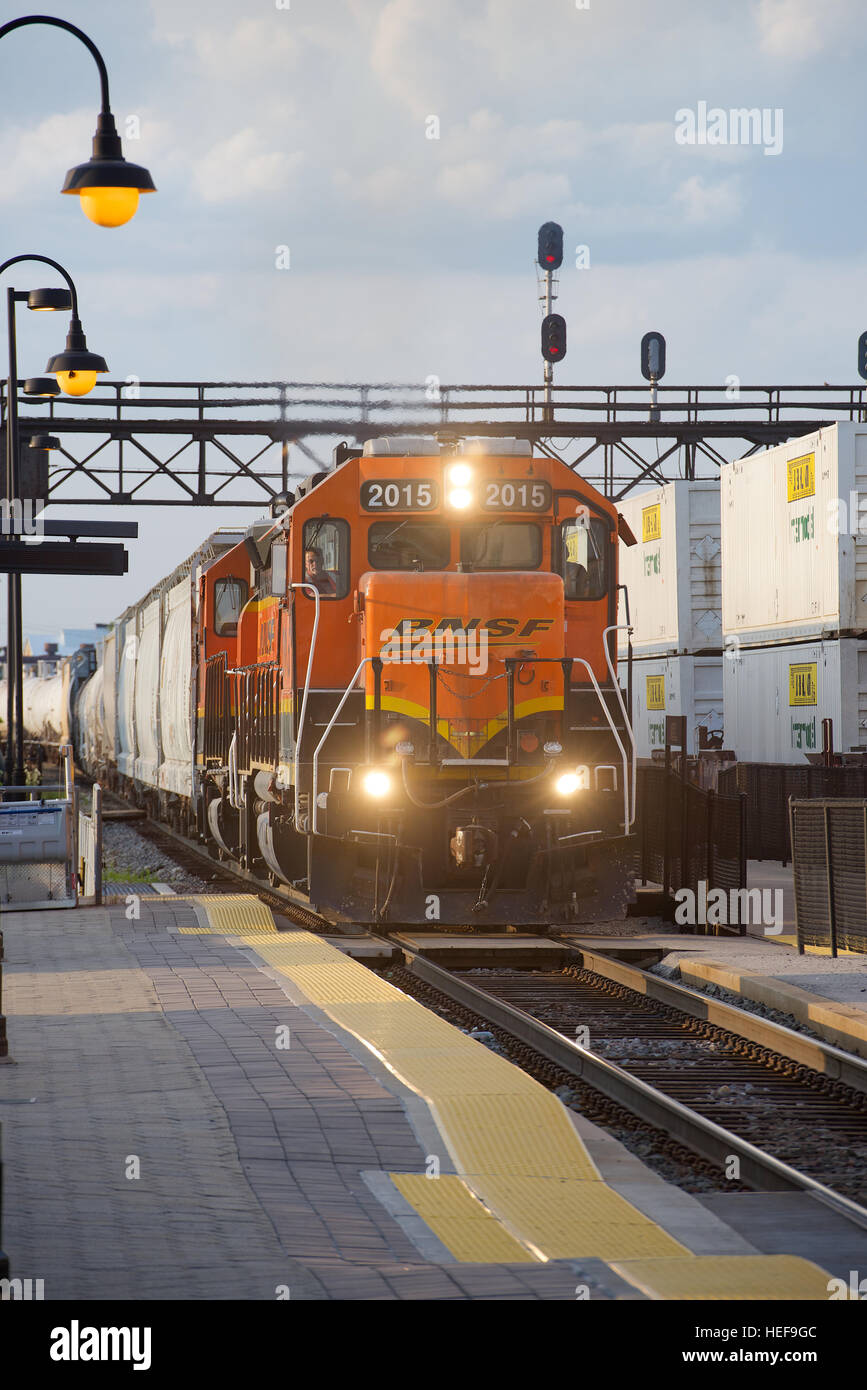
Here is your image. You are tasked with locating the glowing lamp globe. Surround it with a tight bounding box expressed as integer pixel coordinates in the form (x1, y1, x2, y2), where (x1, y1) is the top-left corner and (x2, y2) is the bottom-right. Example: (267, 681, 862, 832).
(46, 316, 108, 398)
(56, 369, 99, 396)
(79, 186, 141, 228)
(61, 113, 155, 228)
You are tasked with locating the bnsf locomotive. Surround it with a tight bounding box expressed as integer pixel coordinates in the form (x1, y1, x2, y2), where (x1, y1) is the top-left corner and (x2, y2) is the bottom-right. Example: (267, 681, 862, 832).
(74, 436, 639, 930)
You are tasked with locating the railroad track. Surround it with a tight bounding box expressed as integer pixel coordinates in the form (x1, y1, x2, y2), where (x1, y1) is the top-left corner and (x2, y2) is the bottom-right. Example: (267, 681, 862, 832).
(96, 786, 330, 931)
(382, 952, 867, 1222)
(90, 777, 867, 1219)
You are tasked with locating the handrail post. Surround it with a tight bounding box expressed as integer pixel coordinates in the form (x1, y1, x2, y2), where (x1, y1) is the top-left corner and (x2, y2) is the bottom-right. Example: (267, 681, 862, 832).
(311, 657, 371, 835)
(368, 657, 382, 764)
(602, 625, 637, 829)
(570, 656, 631, 833)
(290, 582, 321, 828)
(93, 781, 103, 906)
(428, 661, 438, 764)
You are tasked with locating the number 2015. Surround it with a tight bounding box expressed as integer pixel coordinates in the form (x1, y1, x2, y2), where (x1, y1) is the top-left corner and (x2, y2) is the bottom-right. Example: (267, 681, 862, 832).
(484, 481, 549, 510)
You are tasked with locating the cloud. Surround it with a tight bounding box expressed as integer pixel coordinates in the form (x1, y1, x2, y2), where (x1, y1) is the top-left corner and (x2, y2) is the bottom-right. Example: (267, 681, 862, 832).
(193, 129, 304, 205)
(754, 0, 862, 61)
(674, 175, 743, 225)
(0, 108, 93, 205)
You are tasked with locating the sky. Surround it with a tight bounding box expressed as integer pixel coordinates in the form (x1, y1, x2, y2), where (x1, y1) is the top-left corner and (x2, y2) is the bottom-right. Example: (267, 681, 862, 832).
(2, 0, 867, 641)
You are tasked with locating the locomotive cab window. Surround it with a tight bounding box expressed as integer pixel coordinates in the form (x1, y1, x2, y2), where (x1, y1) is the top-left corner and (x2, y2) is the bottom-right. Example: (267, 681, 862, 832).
(368, 520, 450, 570)
(560, 516, 609, 600)
(214, 576, 249, 637)
(302, 518, 349, 599)
(460, 521, 541, 571)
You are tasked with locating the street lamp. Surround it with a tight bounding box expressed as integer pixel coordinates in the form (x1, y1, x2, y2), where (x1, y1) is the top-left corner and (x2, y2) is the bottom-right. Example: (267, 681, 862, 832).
(1, 253, 109, 786)
(0, 15, 156, 227)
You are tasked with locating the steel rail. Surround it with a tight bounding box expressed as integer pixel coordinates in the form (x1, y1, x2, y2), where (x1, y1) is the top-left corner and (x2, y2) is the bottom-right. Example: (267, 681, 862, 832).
(399, 949, 867, 1231)
(575, 946, 867, 1096)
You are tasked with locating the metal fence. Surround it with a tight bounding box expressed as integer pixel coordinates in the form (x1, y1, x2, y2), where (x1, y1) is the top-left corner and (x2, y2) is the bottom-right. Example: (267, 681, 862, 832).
(636, 766, 747, 929)
(789, 798, 867, 956)
(719, 763, 867, 863)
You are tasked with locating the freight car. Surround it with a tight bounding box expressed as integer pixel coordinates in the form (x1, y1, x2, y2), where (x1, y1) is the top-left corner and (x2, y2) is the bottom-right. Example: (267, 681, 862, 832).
(71, 437, 638, 930)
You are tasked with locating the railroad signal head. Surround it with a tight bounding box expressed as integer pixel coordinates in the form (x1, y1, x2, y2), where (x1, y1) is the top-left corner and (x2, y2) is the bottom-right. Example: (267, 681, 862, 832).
(858, 332, 867, 382)
(537, 222, 563, 271)
(640, 330, 666, 382)
(541, 313, 567, 364)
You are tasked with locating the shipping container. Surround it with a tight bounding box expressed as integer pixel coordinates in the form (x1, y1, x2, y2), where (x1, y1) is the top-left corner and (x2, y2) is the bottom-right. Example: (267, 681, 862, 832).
(617, 480, 721, 656)
(723, 636, 867, 763)
(722, 423, 867, 645)
(631, 653, 723, 759)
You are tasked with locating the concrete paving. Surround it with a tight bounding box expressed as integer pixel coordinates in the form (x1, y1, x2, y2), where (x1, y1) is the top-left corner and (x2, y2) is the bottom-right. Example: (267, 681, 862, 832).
(2, 897, 862, 1300)
(0, 901, 597, 1300)
(696, 1194, 867, 1282)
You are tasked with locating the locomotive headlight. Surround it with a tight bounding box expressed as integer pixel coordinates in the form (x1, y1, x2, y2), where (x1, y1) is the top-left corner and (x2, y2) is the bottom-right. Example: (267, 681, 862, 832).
(362, 770, 392, 798)
(447, 487, 473, 510)
(555, 772, 581, 796)
(446, 462, 474, 508)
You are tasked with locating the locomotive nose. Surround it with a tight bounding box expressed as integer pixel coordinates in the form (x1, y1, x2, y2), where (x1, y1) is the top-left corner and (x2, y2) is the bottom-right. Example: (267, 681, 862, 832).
(358, 569, 565, 760)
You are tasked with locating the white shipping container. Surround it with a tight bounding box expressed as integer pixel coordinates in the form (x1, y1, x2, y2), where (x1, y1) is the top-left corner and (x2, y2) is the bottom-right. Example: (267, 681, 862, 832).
(617, 480, 721, 656)
(723, 636, 867, 763)
(631, 654, 723, 759)
(722, 423, 867, 644)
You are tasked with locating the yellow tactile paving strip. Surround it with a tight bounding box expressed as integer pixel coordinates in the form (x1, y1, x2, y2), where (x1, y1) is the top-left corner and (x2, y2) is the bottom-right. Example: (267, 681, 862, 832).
(391, 1174, 534, 1263)
(177, 894, 277, 934)
(183, 922, 836, 1294)
(432, 1093, 600, 1180)
(610, 1255, 848, 1301)
(234, 929, 685, 1261)
(768, 934, 863, 958)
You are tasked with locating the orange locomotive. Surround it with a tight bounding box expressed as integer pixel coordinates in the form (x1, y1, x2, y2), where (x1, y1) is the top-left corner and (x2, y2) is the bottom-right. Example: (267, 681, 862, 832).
(196, 436, 638, 929)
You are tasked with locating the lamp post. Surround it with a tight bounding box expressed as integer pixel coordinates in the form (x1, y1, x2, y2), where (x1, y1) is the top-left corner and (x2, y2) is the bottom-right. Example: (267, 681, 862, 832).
(0, 14, 156, 227)
(1, 254, 107, 786)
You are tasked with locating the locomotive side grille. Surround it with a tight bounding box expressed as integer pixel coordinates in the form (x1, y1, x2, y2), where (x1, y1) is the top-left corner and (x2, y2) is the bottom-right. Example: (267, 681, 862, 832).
(236, 663, 280, 772)
(203, 652, 230, 765)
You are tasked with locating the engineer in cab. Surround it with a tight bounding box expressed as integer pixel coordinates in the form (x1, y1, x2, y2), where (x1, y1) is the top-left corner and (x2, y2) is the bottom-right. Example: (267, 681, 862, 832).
(304, 545, 337, 596)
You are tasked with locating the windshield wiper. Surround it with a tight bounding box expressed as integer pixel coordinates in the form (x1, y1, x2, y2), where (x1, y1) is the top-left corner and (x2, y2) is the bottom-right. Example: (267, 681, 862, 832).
(371, 520, 410, 548)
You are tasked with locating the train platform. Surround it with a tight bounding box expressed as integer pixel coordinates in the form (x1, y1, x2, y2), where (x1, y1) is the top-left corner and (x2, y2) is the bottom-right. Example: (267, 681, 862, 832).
(0, 895, 861, 1301)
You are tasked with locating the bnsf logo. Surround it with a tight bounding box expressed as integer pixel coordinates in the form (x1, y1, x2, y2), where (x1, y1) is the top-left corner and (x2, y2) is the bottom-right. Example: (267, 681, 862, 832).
(390, 617, 554, 638)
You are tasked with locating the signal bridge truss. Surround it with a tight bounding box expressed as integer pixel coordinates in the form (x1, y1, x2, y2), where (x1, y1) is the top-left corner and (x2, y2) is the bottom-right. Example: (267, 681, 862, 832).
(3, 378, 866, 507)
